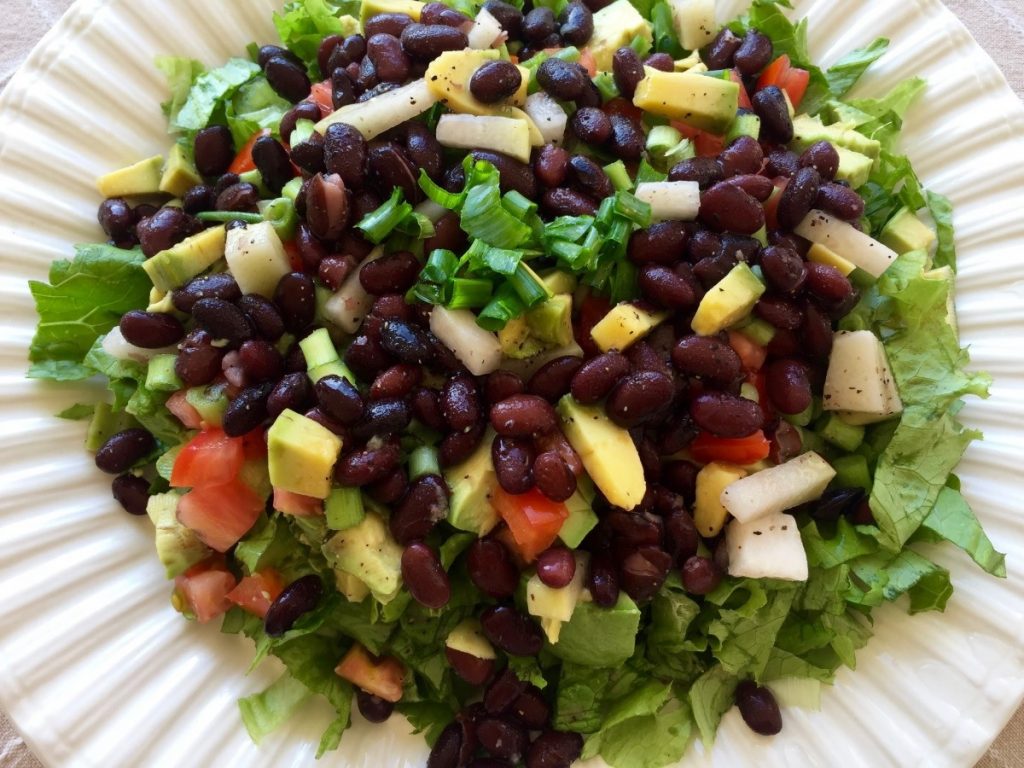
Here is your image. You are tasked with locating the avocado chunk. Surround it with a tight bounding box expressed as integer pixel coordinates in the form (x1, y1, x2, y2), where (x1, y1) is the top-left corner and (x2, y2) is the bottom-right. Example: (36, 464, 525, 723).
(694, 461, 747, 537)
(185, 383, 229, 427)
(499, 316, 546, 360)
(558, 478, 599, 548)
(147, 491, 211, 578)
(633, 70, 739, 133)
(526, 294, 574, 346)
(360, 0, 424, 23)
(879, 206, 937, 254)
(691, 262, 765, 336)
(425, 49, 529, 116)
(527, 552, 588, 643)
(446, 619, 496, 659)
(268, 409, 344, 499)
(540, 271, 578, 296)
(591, 303, 669, 352)
(96, 155, 164, 198)
(549, 592, 641, 667)
(834, 145, 874, 189)
(444, 428, 500, 535)
(588, 0, 653, 72)
(143, 225, 227, 292)
(85, 401, 138, 452)
(791, 114, 881, 158)
(323, 512, 403, 603)
(334, 570, 370, 603)
(159, 143, 202, 198)
(556, 396, 646, 510)
(807, 242, 856, 276)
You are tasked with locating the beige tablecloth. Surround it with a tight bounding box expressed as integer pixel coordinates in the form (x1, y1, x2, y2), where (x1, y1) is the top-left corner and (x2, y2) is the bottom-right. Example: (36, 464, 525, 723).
(1, 0, 1022, 766)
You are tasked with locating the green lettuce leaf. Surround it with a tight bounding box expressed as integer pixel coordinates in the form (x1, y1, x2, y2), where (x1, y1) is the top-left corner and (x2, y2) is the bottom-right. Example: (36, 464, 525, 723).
(705, 579, 798, 678)
(226, 77, 292, 148)
(917, 486, 1006, 577)
(274, 0, 361, 70)
(824, 38, 889, 97)
(688, 664, 738, 747)
(395, 701, 456, 746)
(28, 244, 151, 380)
(848, 548, 952, 613)
(56, 403, 95, 420)
(172, 58, 261, 135)
(155, 56, 205, 125)
(582, 697, 692, 768)
(238, 673, 312, 744)
(926, 190, 957, 270)
(802, 519, 878, 569)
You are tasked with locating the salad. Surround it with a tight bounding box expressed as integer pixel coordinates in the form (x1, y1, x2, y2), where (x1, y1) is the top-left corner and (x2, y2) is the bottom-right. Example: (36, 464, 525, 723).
(25, 0, 1002, 765)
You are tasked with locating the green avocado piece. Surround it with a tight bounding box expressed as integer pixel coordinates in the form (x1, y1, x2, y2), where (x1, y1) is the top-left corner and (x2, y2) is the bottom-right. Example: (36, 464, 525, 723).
(85, 401, 138, 453)
(588, 0, 653, 72)
(444, 427, 500, 536)
(526, 294, 573, 346)
(159, 143, 203, 198)
(360, 0, 423, 23)
(790, 114, 881, 159)
(323, 512, 403, 604)
(834, 146, 874, 189)
(96, 155, 164, 198)
(558, 478, 599, 549)
(268, 409, 344, 499)
(147, 491, 211, 578)
(549, 593, 641, 667)
(185, 383, 229, 427)
(143, 225, 227, 292)
(879, 206, 937, 254)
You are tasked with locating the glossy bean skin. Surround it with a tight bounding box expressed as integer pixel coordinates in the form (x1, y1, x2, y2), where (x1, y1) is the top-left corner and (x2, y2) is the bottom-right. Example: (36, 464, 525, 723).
(536, 57, 585, 100)
(360, 251, 421, 295)
(805, 262, 854, 304)
(492, 436, 536, 494)
(467, 539, 520, 598)
(612, 46, 644, 97)
(522, 7, 558, 43)
(275, 272, 317, 333)
(802, 303, 834, 360)
(526, 731, 584, 768)
(719, 135, 764, 177)
(290, 131, 326, 174)
(365, 12, 414, 37)
(755, 295, 804, 330)
(734, 30, 773, 75)
(760, 245, 807, 295)
(469, 60, 522, 103)
(191, 298, 253, 345)
(619, 546, 672, 602)
(670, 157, 724, 189)
(172, 273, 241, 313)
(735, 681, 783, 735)
(223, 384, 272, 437)
(607, 114, 645, 159)
(559, 2, 593, 45)
(570, 107, 611, 145)
(638, 264, 697, 308)
(390, 474, 449, 544)
(644, 52, 674, 71)
(477, 718, 528, 762)
(752, 85, 793, 143)
(367, 142, 420, 202)
(370, 363, 421, 400)
(816, 182, 865, 220)
(681, 555, 723, 595)
(606, 370, 675, 428)
(365, 33, 411, 82)
(484, 0, 523, 35)
(441, 374, 482, 432)
(95, 429, 154, 474)
(699, 182, 765, 235)
(379, 319, 434, 366)
(533, 450, 577, 502)
(672, 336, 742, 387)
(411, 386, 447, 431)
(421, 1, 472, 25)
(335, 440, 401, 486)
(765, 149, 800, 178)
(265, 55, 312, 102)
(238, 339, 283, 382)
(570, 351, 630, 404)
(267, 372, 313, 418)
(357, 689, 395, 723)
(536, 546, 576, 588)
(528, 356, 583, 402)
(304, 172, 351, 240)
(664, 506, 700, 563)
(690, 392, 764, 437)
(324, 123, 367, 188)
(490, 394, 558, 437)
(628, 221, 689, 265)
(534, 144, 569, 189)
(724, 173, 775, 201)
(280, 100, 322, 142)
(588, 553, 620, 608)
(764, 359, 812, 414)
(193, 125, 235, 177)
(467, 150, 536, 200)
(119, 310, 184, 348)
(111, 473, 150, 516)
(445, 646, 496, 688)
(428, 723, 463, 768)
(799, 140, 839, 180)
(811, 488, 866, 522)
(776, 167, 821, 230)
(704, 28, 743, 69)
(252, 135, 293, 194)
(439, 424, 486, 467)
(175, 330, 224, 386)
(541, 187, 596, 216)
(401, 23, 468, 60)
(137, 207, 201, 257)
(480, 606, 544, 656)
(264, 575, 323, 636)
(350, 397, 411, 439)
(98, 197, 137, 242)
(402, 542, 451, 609)
(486, 370, 526, 405)
(568, 155, 613, 200)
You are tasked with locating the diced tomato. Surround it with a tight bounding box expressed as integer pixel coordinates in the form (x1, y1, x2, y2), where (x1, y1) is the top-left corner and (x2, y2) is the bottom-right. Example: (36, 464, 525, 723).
(762, 177, 789, 230)
(756, 55, 810, 109)
(228, 129, 271, 175)
(492, 487, 569, 562)
(729, 69, 752, 110)
(491, 525, 530, 570)
(727, 330, 767, 372)
(309, 83, 334, 118)
(575, 293, 612, 356)
(603, 97, 643, 123)
(578, 48, 597, 78)
(273, 487, 324, 517)
(177, 478, 264, 552)
(175, 561, 237, 623)
(171, 428, 245, 489)
(227, 570, 285, 618)
(335, 644, 406, 703)
(671, 121, 725, 157)
(690, 430, 771, 465)
(747, 370, 775, 422)
(166, 390, 203, 430)
(283, 239, 304, 271)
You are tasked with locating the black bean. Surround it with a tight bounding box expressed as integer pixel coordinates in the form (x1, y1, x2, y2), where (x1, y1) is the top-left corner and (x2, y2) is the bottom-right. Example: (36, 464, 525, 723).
(568, 154, 613, 200)
(366, 33, 411, 82)
(367, 142, 420, 203)
(628, 221, 689, 264)
(192, 298, 253, 344)
(704, 28, 743, 70)
(612, 46, 644, 98)
(468, 539, 520, 598)
(573, 71, 602, 109)
(570, 351, 630, 404)
(315, 375, 364, 424)
(267, 372, 312, 418)
(305, 172, 351, 241)
(404, 121, 444, 179)
(236, 294, 285, 341)
(238, 339, 283, 383)
(536, 546, 576, 588)
(111, 474, 150, 516)
(542, 187, 597, 216)
(536, 57, 586, 101)
(402, 541, 451, 609)
(379, 318, 434, 365)
(734, 31, 773, 75)
(223, 383, 272, 437)
(252, 135, 293, 195)
(492, 435, 535, 494)
(528, 357, 582, 402)
(428, 722, 463, 768)
(719, 135, 764, 177)
(137, 207, 201, 257)
(329, 34, 367, 72)
(351, 397, 411, 439)
(401, 23, 468, 60)
(669, 157, 724, 189)
(699, 182, 765, 235)
(439, 424, 486, 467)
(672, 336, 742, 386)
(370, 363, 421, 400)
(607, 114, 645, 159)
(805, 262, 854, 304)
(181, 185, 215, 215)
(175, 330, 224, 386)
(735, 681, 782, 735)
(752, 85, 793, 144)
(638, 264, 697, 308)
(336, 440, 401, 486)
(290, 131, 326, 175)
(98, 197, 136, 240)
(681, 555, 723, 595)
(558, 2, 593, 46)
(446, 646, 495, 686)
(477, 718, 528, 762)
(765, 149, 800, 178)
(95, 429, 154, 474)
(620, 546, 672, 602)
(484, 0, 523, 36)
(816, 182, 865, 220)
(522, 7, 557, 42)
(118, 310, 184, 348)
(480, 606, 544, 656)
(690, 392, 764, 437)
(324, 123, 368, 189)
(644, 52, 674, 71)
(274, 272, 317, 333)
(193, 125, 235, 178)
(755, 295, 803, 330)
(526, 730, 584, 768)
(467, 150, 536, 200)
(356, 689, 395, 723)
(317, 34, 344, 78)
(365, 12, 414, 37)
(588, 553, 619, 607)
(390, 474, 449, 543)
(421, 1, 472, 26)
(693, 251, 738, 288)
(811, 488, 865, 522)
(760, 245, 807, 294)
(257, 44, 300, 68)
(469, 60, 523, 104)
(799, 140, 839, 180)
(441, 374, 482, 432)
(265, 55, 312, 103)
(265, 575, 323, 636)
(214, 182, 259, 215)
(329, 66, 356, 110)
(777, 167, 820, 230)
(280, 100, 322, 143)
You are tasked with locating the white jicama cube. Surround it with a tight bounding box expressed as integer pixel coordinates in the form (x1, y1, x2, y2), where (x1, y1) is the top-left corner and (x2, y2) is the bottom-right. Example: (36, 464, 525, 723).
(435, 114, 532, 163)
(823, 330, 903, 423)
(726, 512, 808, 581)
(467, 7, 504, 49)
(224, 221, 291, 298)
(720, 452, 836, 523)
(667, 0, 718, 52)
(316, 79, 438, 140)
(524, 93, 568, 145)
(794, 209, 898, 278)
(634, 181, 701, 221)
(323, 248, 383, 334)
(429, 306, 503, 375)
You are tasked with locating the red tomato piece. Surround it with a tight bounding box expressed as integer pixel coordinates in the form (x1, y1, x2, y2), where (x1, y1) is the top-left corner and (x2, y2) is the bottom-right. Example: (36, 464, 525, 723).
(171, 428, 245, 489)
(690, 430, 771, 465)
(227, 570, 285, 618)
(729, 69, 752, 110)
(671, 121, 725, 157)
(283, 239, 305, 272)
(175, 563, 237, 623)
(308, 82, 333, 118)
(727, 330, 767, 372)
(335, 644, 406, 703)
(756, 55, 810, 109)
(763, 177, 789, 230)
(228, 129, 271, 175)
(578, 48, 597, 78)
(273, 487, 325, 517)
(492, 487, 569, 562)
(166, 390, 203, 430)
(747, 370, 775, 422)
(177, 478, 264, 552)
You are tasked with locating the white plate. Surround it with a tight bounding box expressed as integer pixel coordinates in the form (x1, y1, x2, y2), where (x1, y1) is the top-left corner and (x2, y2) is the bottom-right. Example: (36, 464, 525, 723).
(0, 0, 1022, 766)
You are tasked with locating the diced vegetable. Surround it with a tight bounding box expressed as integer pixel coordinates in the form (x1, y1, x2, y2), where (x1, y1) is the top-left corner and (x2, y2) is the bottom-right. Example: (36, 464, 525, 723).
(524, 92, 568, 145)
(492, 486, 569, 561)
(335, 644, 406, 703)
(822, 330, 903, 424)
(171, 428, 245, 489)
(725, 512, 808, 581)
(720, 451, 836, 523)
(101, 326, 176, 362)
(468, 7, 504, 49)
(315, 79, 438, 139)
(794, 209, 898, 278)
(634, 181, 701, 221)
(224, 221, 292, 298)
(323, 248, 384, 333)
(526, 551, 588, 643)
(176, 478, 265, 552)
(226, 570, 284, 618)
(435, 114, 532, 163)
(174, 560, 237, 623)
(667, 0, 717, 51)
(689, 431, 771, 465)
(694, 462, 747, 537)
(429, 306, 503, 375)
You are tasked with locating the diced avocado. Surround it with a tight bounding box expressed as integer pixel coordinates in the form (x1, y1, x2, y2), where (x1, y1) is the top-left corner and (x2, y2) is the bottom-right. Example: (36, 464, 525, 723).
(300, 327, 340, 370)
(691, 262, 765, 336)
(725, 112, 761, 143)
(818, 412, 865, 452)
(446, 618, 496, 659)
(85, 401, 138, 452)
(146, 287, 176, 314)
(832, 454, 871, 492)
(541, 270, 578, 296)
(145, 354, 183, 392)
(790, 114, 881, 159)
(326, 486, 366, 531)
(729, 314, 775, 346)
(558, 483, 599, 548)
(96, 155, 164, 198)
(590, 303, 669, 352)
(549, 592, 641, 666)
(879, 206, 937, 254)
(807, 242, 856, 276)
(361, 0, 424, 23)
(159, 143, 202, 198)
(589, 0, 653, 72)
(633, 70, 739, 134)
(526, 295, 573, 346)
(527, 552, 588, 643)
(143, 226, 227, 292)
(323, 512, 404, 603)
(834, 146, 874, 189)
(335, 570, 370, 603)
(694, 462, 747, 537)
(224, 221, 292, 298)
(556, 395, 646, 510)
(499, 315, 545, 359)
(444, 427, 500, 535)
(425, 49, 529, 116)
(667, 0, 717, 51)
(147, 491, 211, 578)
(185, 384, 229, 427)
(673, 50, 703, 72)
(268, 409, 344, 499)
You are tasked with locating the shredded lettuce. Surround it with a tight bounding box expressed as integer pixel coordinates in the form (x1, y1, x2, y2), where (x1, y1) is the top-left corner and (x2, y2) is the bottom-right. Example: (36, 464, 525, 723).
(154, 56, 205, 126)
(239, 673, 312, 744)
(226, 77, 292, 148)
(171, 58, 261, 136)
(917, 485, 1006, 577)
(274, 0, 361, 71)
(824, 38, 889, 97)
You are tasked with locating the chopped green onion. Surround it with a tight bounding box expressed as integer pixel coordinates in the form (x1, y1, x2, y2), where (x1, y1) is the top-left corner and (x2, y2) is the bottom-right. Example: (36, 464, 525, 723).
(196, 211, 263, 224)
(449, 278, 494, 309)
(356, 187, 413, 244)
(290, 118, 316, 147)
(593, 72, 619, 101)
(614, 191, 653, 227)
(635, 159, 668, 185)
(646, 125, 683, 156)
(508, 262, 551, 307)
(396, 211, 435, 239)
(609, 261, 638, 304)
(409, 445, 441, 480)
(543, 215, 594, 244)
(477, 283, 526, 331)
(663, 138, 696, 169)
(325, 486, 365, 531)
(281, 176, 304, 203)
(417, 168, 466, 209)
(461, 165, 533, 246)
(603, 160, 633, 193)
(502, 190, 538, 220)
(629, 33, 652, 57)
(421, 249, 459, 284)
(464, 239, 524, 276)
(409, 282, 447, 305)
(259, 197, 297, 241)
